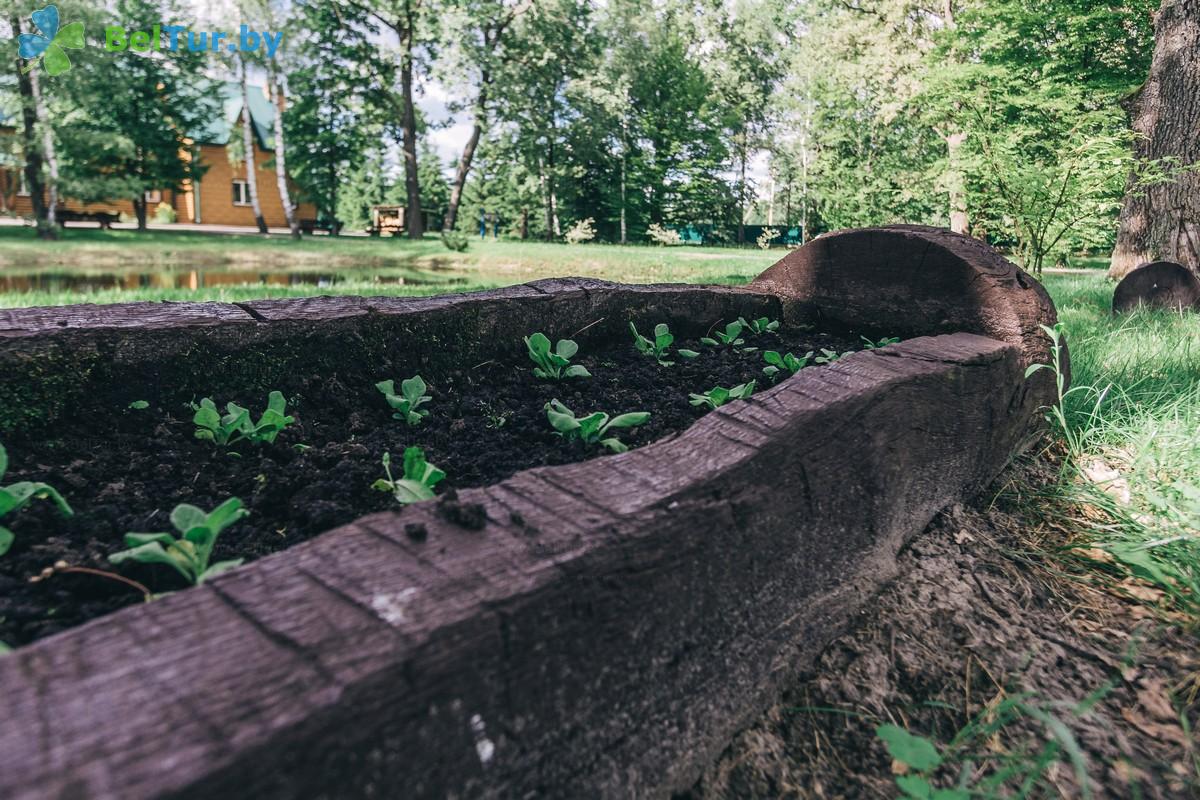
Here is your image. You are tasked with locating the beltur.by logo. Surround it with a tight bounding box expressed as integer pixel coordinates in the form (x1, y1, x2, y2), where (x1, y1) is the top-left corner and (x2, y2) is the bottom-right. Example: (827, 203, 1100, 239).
(17, 5, 84, 76)
(105, 24, 284, 57)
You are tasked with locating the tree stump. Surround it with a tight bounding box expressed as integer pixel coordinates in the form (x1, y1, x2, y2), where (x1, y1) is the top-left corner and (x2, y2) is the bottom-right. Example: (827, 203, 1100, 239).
(1112, 261, 1200, 314)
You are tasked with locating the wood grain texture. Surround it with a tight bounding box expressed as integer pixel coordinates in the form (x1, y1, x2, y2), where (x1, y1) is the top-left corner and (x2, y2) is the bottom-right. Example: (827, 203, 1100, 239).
(1112, 261, 1200, 314)
(751, 225, 1064, 406)
(0, 333, 1025, 800)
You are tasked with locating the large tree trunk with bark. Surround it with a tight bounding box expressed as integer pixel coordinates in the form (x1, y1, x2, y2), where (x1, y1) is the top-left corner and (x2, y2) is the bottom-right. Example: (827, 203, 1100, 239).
(268, 72, 299, 239)
(29, 70, 57, 228)
(240, 60, 269, 234)
(400, 35, 424, 240)
(12, 15, 54, 240)
(1110, 0, 1200, 279)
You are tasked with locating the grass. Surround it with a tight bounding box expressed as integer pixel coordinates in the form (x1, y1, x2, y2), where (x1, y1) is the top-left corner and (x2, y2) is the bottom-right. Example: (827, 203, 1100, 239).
(1033, 274, 1200, 621)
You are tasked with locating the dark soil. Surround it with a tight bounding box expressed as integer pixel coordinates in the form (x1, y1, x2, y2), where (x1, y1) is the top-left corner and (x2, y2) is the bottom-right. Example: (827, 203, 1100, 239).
(1, 324, 863, 647)
(683, 461, 1200, 799)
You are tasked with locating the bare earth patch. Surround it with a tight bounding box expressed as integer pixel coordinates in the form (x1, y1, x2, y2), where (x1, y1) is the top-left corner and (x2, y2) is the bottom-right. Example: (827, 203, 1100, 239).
(683, 460, 1198, 799)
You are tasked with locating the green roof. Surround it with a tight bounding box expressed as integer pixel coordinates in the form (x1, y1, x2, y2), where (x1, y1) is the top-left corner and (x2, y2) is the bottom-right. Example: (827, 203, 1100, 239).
(192, 82, 275, 148)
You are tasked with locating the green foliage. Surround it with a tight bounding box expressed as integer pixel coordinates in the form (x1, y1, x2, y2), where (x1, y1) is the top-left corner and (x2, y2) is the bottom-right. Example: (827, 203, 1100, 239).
(630, 322, 699, 366)
(739, 316, 780, 335)
(0, 640, 9, 656)
(376, 376, 432, 425)
(689, 381, 756, 410)
(441, 230, 470, 252)
(372, 447, 446, 504)
(109, 498, 248, 586)
(193, 391, 296, 447)
(128, 400, 150, 410)
(862, 336, 900, 349)
(525, 332, 591, 380)
(0, 443, 73, 558)
(762, 350, 811, 379)
(814, 348, 851, 365)
(545, 399, 649, 454)
(701, 320, 753, 351)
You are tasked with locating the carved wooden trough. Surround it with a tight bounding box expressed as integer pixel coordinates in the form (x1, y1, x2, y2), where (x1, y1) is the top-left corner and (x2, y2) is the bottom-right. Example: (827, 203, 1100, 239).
(0, 226, 1059, 799)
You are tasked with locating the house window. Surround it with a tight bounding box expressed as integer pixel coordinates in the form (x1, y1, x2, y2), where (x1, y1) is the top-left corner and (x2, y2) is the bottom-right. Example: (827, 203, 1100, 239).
(232, 180, 250, 206)
(144, 189, 162, 204)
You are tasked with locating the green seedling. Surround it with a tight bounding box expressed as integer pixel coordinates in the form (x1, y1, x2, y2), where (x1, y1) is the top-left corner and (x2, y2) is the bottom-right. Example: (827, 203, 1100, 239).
(376, 375, 432, 425)
(739, 316, 781, 335)
(814, 348, 852, 364)
(862, 336, 900, 349)
(689, 381, 756, 410)
(545, 399, 650, 454)
(762, 350, 812, 379)
(372, 447, 446, 504)
(0, 443, 73, 558)
(193, 390, 295, 446)
(700, 320, 750, 350)
(630, 321, 699, 366)
(128, 400, 150, 410)
(525, 332, 591, 380)
(109, 498, 248, 586)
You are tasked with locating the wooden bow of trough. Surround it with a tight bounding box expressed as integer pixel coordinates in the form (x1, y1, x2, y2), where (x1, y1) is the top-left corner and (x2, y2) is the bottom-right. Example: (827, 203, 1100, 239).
(0, 227, 1060, 799)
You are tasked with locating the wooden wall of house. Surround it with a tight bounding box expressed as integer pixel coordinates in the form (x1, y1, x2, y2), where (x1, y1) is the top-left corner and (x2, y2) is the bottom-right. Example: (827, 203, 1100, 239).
(193, 136, 316, 227)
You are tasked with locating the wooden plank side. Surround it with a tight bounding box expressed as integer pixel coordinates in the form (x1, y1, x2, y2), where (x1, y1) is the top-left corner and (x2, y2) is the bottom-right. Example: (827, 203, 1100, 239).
(0, 333, 1025, 800)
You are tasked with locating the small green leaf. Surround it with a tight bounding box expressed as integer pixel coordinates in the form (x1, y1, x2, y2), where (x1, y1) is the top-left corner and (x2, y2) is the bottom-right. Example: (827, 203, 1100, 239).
(896, 774, 933, 799)
(0, 526, 13, 557)
(171, 504, 207, 534)
(876, 725, 942, 771)
(678, 349, 699, 358)
(606, 412, 650, 429)
(565, 364, 592, 378)
(129, 400, 150, 410)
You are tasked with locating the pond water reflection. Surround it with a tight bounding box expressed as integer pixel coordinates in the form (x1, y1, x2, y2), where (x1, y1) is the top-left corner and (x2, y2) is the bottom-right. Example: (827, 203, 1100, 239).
(0, 267, 468, 293)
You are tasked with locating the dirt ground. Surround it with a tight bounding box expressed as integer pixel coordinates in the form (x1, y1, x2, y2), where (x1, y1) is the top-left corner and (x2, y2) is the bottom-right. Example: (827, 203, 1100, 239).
(684, 461, 1199, 799)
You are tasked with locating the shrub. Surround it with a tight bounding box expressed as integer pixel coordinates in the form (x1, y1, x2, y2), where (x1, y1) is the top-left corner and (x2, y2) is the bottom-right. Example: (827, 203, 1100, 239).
(647, 223, 682, 246)
(441, 230, 470, 252)
(564, 217, 596, 244)
(153, 202, 177, 224)
(756, 228, 781, 250)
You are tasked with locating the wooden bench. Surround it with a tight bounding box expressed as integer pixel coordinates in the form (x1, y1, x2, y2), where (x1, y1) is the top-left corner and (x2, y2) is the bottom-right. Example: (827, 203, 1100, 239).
(56, 209, 119, 229)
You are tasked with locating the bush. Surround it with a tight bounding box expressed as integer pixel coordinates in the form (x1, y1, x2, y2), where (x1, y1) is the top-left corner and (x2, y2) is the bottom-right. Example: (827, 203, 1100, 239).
(441, 230, 470, 252)
(154, 202, 177, 224)
(646, 223, 682, 246)
(564, 218, 596, 245)
(756, 228, 781, 250)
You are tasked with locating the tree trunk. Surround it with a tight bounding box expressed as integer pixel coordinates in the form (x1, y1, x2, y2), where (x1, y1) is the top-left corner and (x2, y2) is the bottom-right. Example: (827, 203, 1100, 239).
(444, 84, 486, 234)
(240, 59, 268, 234)
(1110, 0, 1200, 279)
(400, 33, 424, 239)
(520, 207, 528, 240)
(268, 72, 300, 238)
(29, 69, 57, 228)
(134, 198, 148, 232)
(737, 135, 747, 245)
(946, 131, 969, 234)
(12, 15, 53, 240)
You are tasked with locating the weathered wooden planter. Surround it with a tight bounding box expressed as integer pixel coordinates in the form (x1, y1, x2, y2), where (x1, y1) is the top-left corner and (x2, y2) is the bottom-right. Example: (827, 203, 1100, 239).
(1112, 260, 1200, 314)
(0, 226, 1059, 799)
